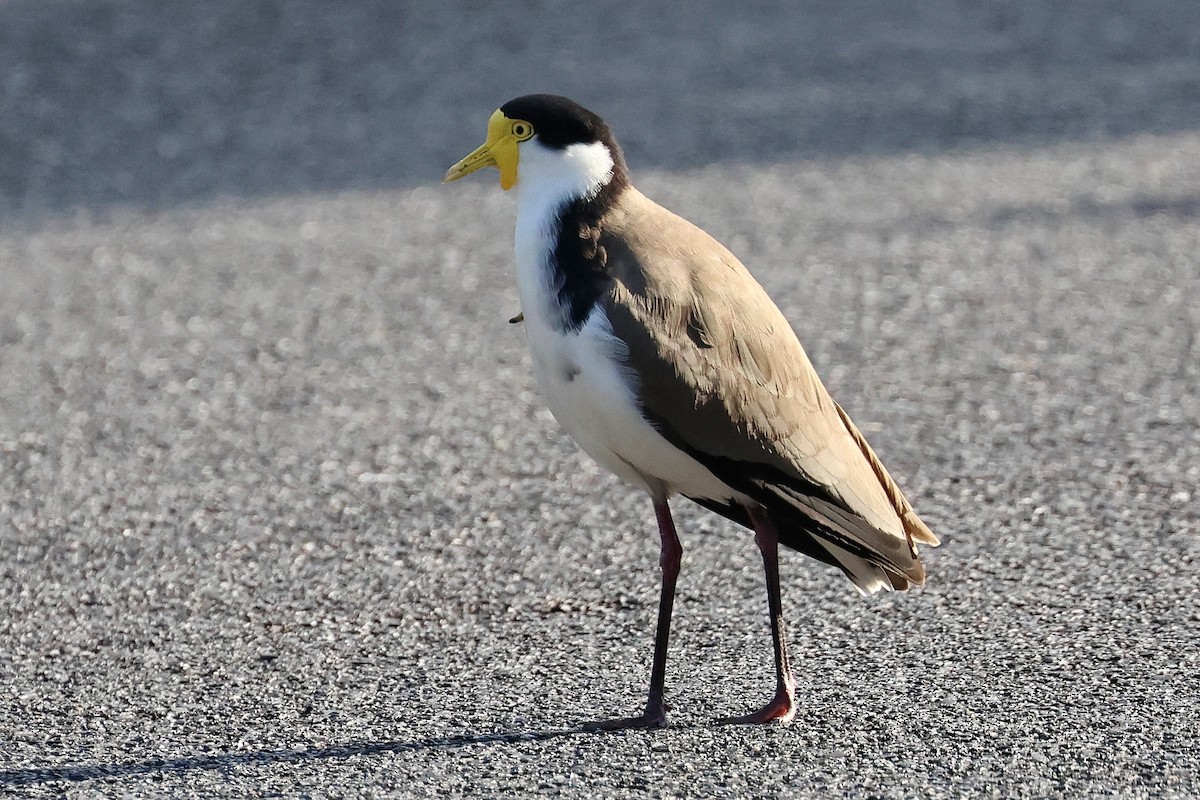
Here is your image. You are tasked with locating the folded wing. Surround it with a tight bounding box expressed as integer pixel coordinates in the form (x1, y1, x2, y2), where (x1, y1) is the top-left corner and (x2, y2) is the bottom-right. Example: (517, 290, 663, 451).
(600, 190, 939, 591)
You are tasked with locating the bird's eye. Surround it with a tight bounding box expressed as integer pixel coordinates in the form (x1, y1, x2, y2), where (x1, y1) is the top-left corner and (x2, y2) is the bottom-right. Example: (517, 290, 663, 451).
(512, 122, 533, 141)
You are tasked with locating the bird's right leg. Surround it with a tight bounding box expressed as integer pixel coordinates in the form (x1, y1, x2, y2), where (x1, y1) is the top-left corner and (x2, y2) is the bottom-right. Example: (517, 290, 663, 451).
(583, 495, 681, 730)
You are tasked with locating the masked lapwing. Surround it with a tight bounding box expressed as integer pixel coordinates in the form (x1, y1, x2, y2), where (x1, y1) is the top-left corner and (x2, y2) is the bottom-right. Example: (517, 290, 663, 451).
(444, 95, 939, 729)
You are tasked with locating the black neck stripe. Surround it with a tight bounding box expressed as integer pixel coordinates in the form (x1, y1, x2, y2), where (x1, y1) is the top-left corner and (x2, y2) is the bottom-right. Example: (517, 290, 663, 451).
(547, 177, 627, 333)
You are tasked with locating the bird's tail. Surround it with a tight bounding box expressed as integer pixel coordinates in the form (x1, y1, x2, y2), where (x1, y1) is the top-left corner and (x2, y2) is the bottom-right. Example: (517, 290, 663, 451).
(833, 401, 940, 548)
(760, 483, 927, 593)
(687, 493, 923, 593)
(683, 403, 939, 594)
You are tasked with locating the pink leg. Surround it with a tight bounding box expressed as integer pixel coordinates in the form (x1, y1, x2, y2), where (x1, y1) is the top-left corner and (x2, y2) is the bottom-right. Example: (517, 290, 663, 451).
(583, 496, 682, 730)
(720, 504, 797, 725)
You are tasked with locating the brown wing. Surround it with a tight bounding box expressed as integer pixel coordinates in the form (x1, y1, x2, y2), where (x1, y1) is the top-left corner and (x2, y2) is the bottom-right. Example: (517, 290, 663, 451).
(599, 189, 938, 584)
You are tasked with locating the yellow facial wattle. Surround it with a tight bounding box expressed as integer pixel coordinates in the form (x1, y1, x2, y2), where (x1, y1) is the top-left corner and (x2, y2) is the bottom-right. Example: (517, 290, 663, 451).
(443, 109, 533, 191)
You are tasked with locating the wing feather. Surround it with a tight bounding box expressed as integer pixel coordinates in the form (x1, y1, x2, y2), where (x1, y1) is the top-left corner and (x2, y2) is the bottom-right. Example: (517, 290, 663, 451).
(599, 189, 938, 584)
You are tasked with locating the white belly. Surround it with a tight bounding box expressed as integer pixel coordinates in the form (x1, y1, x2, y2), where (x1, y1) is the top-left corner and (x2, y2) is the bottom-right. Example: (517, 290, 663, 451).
(524, 306, 741, 502)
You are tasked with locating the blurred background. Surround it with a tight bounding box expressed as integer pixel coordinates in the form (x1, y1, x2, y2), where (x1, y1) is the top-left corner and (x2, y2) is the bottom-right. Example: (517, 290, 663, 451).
(3, 0, 1200, 215)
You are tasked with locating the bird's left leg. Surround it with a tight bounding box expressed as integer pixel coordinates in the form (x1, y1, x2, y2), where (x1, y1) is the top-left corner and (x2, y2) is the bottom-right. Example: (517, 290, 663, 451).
(720, 504, 797, 724)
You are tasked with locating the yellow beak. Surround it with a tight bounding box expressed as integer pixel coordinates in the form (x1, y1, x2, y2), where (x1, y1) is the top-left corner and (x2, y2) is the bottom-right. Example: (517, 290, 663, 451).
(443, 109, 521, 190)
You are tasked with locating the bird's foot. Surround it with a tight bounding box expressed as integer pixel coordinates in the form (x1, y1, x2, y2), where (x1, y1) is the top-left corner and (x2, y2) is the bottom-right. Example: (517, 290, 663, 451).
(717, 692, 796, 725)
(580, 701, 670, 731)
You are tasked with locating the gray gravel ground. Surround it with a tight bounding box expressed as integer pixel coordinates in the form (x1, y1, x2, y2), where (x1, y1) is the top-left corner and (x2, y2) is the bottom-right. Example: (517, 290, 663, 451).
(2, 1, 1199, 797)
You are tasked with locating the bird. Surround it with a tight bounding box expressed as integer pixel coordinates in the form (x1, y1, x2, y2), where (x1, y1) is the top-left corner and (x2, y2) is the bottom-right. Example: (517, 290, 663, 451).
(444, 94, 939, 729)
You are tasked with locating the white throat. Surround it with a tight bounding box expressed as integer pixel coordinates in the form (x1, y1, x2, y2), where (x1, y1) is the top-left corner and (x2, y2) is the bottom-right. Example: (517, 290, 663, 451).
(514, 139, 615, 216)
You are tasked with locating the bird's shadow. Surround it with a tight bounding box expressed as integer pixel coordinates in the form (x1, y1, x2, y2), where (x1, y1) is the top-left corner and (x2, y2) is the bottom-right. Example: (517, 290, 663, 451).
(0, 723, 711, 787)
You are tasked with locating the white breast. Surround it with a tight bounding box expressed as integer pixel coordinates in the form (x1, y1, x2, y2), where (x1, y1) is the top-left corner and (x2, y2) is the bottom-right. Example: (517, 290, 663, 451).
(511, 140, 742, 502)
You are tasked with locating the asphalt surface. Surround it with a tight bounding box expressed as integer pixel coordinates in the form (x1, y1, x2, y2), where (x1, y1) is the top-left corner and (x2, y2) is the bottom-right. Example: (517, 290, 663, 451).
(2, 1, 1199, 797)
